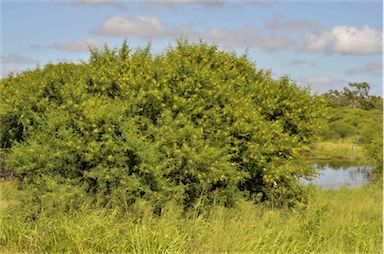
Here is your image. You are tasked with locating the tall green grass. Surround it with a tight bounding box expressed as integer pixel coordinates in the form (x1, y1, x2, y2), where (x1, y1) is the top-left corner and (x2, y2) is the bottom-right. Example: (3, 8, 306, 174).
(0, 181, 382, 253)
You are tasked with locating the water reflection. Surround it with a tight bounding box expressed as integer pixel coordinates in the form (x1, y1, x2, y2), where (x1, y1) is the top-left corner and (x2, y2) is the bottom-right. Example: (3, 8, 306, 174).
(304, 163, 373, 189)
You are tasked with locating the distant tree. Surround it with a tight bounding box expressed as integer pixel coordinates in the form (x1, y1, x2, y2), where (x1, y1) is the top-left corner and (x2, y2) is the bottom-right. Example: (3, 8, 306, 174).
(344, 82, 370, 109)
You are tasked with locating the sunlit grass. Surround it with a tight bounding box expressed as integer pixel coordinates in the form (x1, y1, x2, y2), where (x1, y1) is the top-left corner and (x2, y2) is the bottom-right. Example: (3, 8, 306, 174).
(309, 141, 367, 164)
(0, 181, 382, 253)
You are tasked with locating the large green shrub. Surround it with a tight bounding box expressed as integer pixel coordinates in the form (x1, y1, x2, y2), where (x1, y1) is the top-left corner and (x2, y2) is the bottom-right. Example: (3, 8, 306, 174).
(0, 41, 323, 209)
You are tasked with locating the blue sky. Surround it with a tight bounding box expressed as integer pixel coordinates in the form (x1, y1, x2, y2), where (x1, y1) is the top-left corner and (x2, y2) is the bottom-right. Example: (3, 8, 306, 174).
(1, 0, 382, 95)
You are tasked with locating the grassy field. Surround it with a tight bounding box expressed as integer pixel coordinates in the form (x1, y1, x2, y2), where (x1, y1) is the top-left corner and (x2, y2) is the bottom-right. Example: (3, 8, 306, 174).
(0, 180, 382, 253)
(308, 141, 367, 164)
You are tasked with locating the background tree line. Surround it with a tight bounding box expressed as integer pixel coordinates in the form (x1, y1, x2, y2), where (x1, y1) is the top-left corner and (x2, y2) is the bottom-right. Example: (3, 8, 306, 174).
(322, 82, 382, 110)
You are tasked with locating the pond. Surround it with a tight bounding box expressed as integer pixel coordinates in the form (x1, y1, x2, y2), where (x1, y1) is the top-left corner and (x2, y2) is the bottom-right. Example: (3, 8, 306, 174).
(303, 162, 374, 189)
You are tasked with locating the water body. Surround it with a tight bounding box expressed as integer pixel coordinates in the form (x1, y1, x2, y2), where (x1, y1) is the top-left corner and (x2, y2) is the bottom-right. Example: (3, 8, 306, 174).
(304, 162, 374, 189)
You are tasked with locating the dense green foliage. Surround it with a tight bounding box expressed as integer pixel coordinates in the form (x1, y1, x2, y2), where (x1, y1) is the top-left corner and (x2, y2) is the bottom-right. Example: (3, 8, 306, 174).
(319, 107, 381, 143)
(1, 181, 381, 253)
(1, 41, 322, 209)
(364, 115, 383, 177)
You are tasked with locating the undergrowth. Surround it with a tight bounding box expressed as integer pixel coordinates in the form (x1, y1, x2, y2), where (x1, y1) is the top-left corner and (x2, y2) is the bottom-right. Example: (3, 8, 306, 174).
(1, 181, 382, 253)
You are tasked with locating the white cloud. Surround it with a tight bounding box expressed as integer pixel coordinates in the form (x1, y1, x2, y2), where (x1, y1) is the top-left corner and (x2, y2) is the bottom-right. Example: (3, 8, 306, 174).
(95, 16, 167, 38)
(70, 0, 123, 7)
(31, 38, 103, 52)
(1, 54, 37, 64)
(302, 25, 382, 55)
(345, 61, 383, 76)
